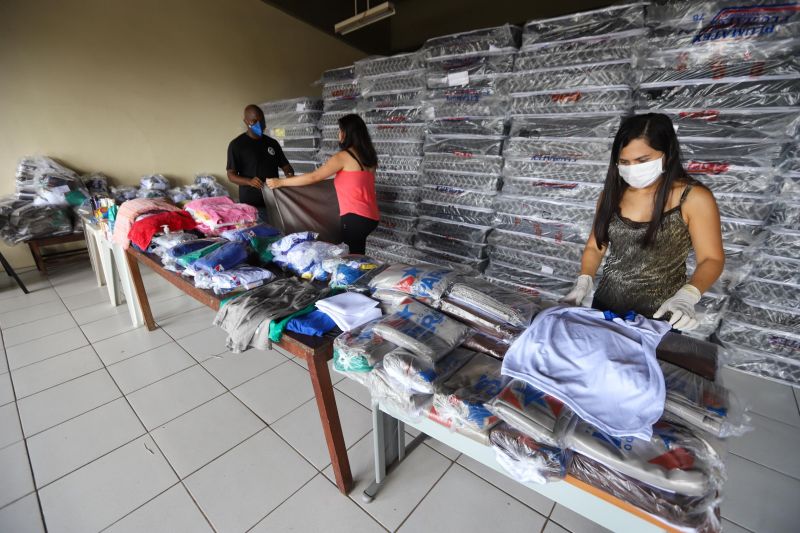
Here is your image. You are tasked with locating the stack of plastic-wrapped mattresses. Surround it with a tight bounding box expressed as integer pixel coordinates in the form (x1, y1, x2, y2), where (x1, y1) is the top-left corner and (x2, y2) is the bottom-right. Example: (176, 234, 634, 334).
(259, 97, 323, 175)
(319, 65, 361, 161)
(356, 52, 428, 262)
(411, 24, 520, 275)
(483, 4, 644, 302)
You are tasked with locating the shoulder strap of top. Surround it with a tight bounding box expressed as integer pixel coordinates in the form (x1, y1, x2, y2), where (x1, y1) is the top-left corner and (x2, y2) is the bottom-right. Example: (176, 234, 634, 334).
(679, 183, 693, 205)
(344, 149, 364, 171)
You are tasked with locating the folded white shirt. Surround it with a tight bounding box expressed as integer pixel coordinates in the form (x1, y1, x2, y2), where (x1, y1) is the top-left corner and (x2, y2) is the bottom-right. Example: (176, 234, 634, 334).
(316, 292, 381, 332)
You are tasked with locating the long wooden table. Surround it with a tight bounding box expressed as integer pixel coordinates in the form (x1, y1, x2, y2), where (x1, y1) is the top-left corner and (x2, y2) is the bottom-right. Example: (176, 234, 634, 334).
(124, 248, 353, 494)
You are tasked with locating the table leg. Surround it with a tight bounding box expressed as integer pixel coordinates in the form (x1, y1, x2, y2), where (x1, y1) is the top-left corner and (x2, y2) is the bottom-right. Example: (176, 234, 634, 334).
(114, 245, 143, 327)
(84, 227, 104, 287)
(307, 352, 353, 494)
(28, 241, 46, 274)
(0, 251, 29, 294)
(125, 249, 156, 331)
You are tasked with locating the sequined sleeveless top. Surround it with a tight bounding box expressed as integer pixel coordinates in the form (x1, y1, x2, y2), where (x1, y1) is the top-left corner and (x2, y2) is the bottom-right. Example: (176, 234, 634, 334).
(593, 184, 693, 318)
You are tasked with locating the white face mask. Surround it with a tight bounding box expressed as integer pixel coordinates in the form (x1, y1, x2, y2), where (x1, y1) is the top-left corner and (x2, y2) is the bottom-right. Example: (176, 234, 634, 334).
(618, 157, 664, 189)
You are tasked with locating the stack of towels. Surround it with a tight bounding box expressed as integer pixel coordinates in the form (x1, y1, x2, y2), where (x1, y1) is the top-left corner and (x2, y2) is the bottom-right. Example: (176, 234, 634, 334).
(316, 292, 382, 332)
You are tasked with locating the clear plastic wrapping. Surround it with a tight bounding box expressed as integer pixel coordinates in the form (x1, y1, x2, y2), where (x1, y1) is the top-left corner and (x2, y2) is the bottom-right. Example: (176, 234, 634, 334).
(728, 296, 800, 331)
(363, 106, 427, 125)
(325, 255, 382, 290)
(415, 216, 493, 243)
(427, 116, 507, 136)
(375, 185, 419, 204)
(432, 352, 510, 433)
(365, 241, 426, 266)
(333, 321, 395, 383)
(372, 225, 415, 245)
(367, 366, 433, 417)
(437, 299, 522, 342)
(503, 158, 608, 183)
(418, 185, 497, 209)
(493, 212, 590, 244)
(502, 176, 603, 201)
(373, 140, 424, 157)
(635, 78, 800, 110)
(424, 94, 510, 119)
(510, 87, 632, 114)
(378, 213, 417, 234)
(503, 60, 633, 92)
(515, 30, 645, 70)
(359, 70, 427, 96)
(522, 3, 646, 48)
(659, 109, 800, 141)
(509, 114, 620, 139)
(375, 170, 422, 188)
(372, 299, 470, 362)
(680, 139, 786, 169)
(423, 134, 505, 157)
(564, 418, 724, 498)
(484, 260, 573, 300)
(322, 79, 359, 101)
(719, 216, 766, 246)
(714, 193, 775, 221)
(422, 24, 521, 60)
(487, 379, 567, 447)
(493, 195, 595, 224)
(724, 349, 800, 387)
(426, 52, 516, 88)
(281, 137, 320, 149)
(268, 124, 319, 139)
(504, 138, 613, 162)
(283, 148, 319, 161)
(368, 263, 456, 300)
(423, 153, 504, 175)
(382, 346, 475, 395)
(490, 423, 570, 484)
(687, 165, 780, 195)
(322, 65, 355, 83)
(355, 53, 424, 78)
(638, 57, 800, 87)
(369, 123, 427, 142)
(769, 199, 800, 230)
(422, 169, 501, 192)
(260, 97, 323, 116)
(414, 248, 489, 276)
(262, 110, 323, 126)
(415, 232, 490, 260)
(360, 91, 425, 110)
(489, 245, 580, 280)
(378, 155, 423, 174)
(488, 228, 586, 263)
(747, 255, 800, 287)
(417, 201, 495, 226)
(760, 226, 800, 260)
(735, 277, 800, 312)
(3, 203, 73, 243)
(448, 275, 537, 330)
(378, 201, 417, 217)
(661, 361, 749, 438)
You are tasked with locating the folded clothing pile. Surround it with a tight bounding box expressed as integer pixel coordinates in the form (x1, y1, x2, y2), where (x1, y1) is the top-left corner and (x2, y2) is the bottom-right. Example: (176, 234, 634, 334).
(487, 379, 567, 448)
(0, 198, 73, 244)
(148, 232, 197, 258)
(371, 298, 470, 363)
(333, 320, 397, 382)
(315, 292, 382, 332)
(270, 232, 349, 281)
(221, 223, 281, 243)
(190, 241, 249, 274)
(128, 211, 197, 250)
(446, 277, 538, 330)
(169, 238, 225, 271)
(137, 174, 170, 198)
(185, 196, 259, 235)
(368, 347, 474, 417)
(195, 265, 275, 295)
(286, 310, 337, 337)
(111, 197, 183, 249)
(489, 423, 571, 484)
(111, 185, 139, 204)
(214, 277, 323, 353)
(15, 156, 88, 207)
(167, 174, 230, 205)
(432, 352, 510, 439)
(81, 173, 110, 195)
(368, 263, 456, 301)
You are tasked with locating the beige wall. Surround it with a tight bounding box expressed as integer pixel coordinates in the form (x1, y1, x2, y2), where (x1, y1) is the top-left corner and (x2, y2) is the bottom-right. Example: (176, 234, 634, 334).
(0, 0, 363, 269)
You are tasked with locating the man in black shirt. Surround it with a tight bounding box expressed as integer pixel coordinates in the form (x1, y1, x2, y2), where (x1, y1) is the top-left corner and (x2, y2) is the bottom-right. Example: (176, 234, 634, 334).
(226, 104, 294, 220)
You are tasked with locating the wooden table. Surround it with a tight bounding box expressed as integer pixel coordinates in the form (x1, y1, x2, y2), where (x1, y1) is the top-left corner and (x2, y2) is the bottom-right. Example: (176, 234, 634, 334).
(27, 233, 88, 274)
(124, 248, 353, 494)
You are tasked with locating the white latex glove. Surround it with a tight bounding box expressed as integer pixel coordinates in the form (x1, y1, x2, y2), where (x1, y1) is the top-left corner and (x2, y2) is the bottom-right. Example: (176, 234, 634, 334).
(560, 274, 594, 306)
(653, 284, 702, 331)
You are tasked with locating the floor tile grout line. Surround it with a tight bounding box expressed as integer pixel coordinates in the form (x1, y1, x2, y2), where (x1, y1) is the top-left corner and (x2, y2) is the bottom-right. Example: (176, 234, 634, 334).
(392, 461, 456, 532)
(243, 473, 324, 533)
(729, 450, 800, 482)
(0, 304, 71, 330)
(2, 320, 79, 349)
(5, 335, 91, 373)
(9, 348, 106, 402)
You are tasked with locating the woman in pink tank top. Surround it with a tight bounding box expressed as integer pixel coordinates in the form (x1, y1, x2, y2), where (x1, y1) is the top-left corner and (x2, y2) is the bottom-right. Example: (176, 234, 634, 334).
(266, 114, 379, 254)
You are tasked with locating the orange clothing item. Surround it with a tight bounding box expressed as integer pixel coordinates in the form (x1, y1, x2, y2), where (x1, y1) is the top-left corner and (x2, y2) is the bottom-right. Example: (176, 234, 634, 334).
(333, 170, 379, 221)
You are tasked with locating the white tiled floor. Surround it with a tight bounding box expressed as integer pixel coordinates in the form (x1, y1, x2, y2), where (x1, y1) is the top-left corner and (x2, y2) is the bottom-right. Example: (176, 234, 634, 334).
(1, 261, 799, 532)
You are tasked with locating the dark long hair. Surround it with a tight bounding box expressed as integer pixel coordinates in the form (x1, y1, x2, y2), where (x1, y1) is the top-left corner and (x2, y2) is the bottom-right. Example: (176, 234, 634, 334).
(338, 114, 378, 169)
(593, 113, 689, 249)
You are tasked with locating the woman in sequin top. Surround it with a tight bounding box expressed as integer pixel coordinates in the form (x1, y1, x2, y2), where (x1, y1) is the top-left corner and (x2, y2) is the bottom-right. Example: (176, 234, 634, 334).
(561, 113, 725, 331)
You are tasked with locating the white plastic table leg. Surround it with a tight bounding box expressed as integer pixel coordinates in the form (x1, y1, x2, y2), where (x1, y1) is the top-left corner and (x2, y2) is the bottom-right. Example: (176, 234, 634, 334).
(112, 244, 143, 327)
(97, 238, 121, 306)
(83, 223, 105, 287)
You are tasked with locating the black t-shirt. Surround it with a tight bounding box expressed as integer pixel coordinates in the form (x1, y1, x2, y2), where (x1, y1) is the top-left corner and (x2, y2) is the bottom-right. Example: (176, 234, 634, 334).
(226, 133, 290, 207)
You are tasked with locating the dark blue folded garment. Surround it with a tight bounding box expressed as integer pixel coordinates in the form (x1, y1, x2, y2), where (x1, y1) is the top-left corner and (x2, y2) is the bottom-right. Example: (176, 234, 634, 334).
(193, 241, 249, 273)
(222, 223, 281, 242)
(286, 310, 337, 337)
(168, 238, 222, 259)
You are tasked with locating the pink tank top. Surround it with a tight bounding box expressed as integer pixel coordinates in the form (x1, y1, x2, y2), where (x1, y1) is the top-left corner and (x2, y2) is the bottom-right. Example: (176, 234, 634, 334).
(334, 169, 379, 220)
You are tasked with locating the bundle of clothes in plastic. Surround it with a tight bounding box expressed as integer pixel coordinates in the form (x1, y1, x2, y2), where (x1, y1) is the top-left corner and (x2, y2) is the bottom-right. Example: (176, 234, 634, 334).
(328, 258, 750, 533)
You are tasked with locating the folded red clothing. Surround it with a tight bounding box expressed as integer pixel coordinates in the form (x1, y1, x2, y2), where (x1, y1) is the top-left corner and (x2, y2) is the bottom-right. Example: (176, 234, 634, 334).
(128, 211, 197, 250)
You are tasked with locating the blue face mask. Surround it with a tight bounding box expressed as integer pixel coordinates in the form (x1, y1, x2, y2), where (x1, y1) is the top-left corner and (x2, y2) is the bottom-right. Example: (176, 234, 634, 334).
(249, 122, 263, 137)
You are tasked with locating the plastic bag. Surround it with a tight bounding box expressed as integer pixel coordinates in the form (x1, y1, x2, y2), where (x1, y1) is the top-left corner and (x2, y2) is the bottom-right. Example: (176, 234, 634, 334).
(149, 232, 197, 257)
(368, 263, 456, 300)
(432, 352, 510, 433)
(333, 320, 396, 383)
(270, 231, 318, 255)
(259, 97, 323, 116)
(367, 365, 434, 417)
(382, 346, 475, 395)
(416, 217, 494, 243)
(487, 379, 569, 447)
(111, 185, 139, 204)
(371, 299, 470, 362)
(324, 255, 382, 289)
(421, 24, 521, 60)
(448, 276, 537, 329)
(355, 52, 424, 78)
(210, 265, 275, 294)
(490, 422, 570, 484)
(427, 116, 507, 137)
(522, 3, 646, 48)
(417, 202, 495, 227)
(415, 232, 490, 260)
(139, 174, 169, 190)
(426, 52, 516, 88)
(221, 223, 280, 242)
(462, 331, 512, 360)
(3, 202, 73, 243)
(661, 361, 750, 439)
(192, 241, 248, 274)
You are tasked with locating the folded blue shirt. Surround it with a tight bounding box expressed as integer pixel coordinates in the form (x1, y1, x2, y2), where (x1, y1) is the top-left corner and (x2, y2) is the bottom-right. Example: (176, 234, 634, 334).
(286, 310, 337, 337)
(193, 241, 248, 273)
